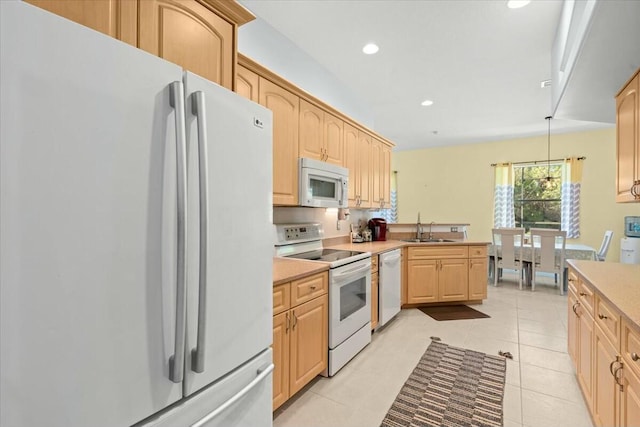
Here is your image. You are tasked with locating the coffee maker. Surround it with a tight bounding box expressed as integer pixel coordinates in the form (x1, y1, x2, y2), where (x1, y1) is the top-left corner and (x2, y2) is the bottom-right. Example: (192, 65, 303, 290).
(368, 218, 387, 241)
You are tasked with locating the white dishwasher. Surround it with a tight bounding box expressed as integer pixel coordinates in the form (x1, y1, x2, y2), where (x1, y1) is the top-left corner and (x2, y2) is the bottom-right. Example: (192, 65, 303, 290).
(378, 249, 402, 327)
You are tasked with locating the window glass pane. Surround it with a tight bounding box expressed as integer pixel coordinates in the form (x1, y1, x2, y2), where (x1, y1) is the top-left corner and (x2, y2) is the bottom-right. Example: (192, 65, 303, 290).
(514, 164, 562, 232)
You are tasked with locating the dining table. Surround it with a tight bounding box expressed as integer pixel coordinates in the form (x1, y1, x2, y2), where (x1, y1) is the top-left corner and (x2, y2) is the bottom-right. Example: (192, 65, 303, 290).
(488, 242, 597, 289)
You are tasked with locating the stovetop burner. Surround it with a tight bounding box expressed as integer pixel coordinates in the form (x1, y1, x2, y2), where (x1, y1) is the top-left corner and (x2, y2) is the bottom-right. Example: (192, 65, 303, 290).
(285, 249, 366, 263)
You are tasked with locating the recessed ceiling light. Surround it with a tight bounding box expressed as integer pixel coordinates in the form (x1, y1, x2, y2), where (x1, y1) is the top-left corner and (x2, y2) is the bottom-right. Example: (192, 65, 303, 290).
(507, 0, 531, 8)
(362, 43, 379, 55)
(421, 100, 434, 106)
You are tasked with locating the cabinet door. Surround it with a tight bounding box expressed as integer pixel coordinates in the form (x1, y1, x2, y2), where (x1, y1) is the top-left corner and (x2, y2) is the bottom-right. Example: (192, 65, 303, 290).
(324, 112, 344, 166)
(299, 99, 324, 161)
(621, 364, 640, 427)
(578, 310, 594, 411)
(25, 0, 137, 46)
(371, 272, 379, 330)
(259, 78, 299, 206)
(138, 0, 234, 90)
(438, 259, 469, 302)
(568, 291, 579, 365)
(593, 325, 619, 427)
(289, 295, 328, 396)
(371, 138, 382, 207)
(616, 72, 639, 202)
(468, 257, 488, 300)
(272, 312, 290, 410)
(407, 260, 438, 303)
(381, 143, 392, 208)
(358, 131, 372, 208)
(344, 123, 359, 207)
(236, 65, 259, 102)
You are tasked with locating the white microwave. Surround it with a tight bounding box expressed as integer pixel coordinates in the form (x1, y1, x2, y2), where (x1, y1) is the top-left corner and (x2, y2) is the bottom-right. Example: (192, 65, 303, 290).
(299, 158, 348, 208)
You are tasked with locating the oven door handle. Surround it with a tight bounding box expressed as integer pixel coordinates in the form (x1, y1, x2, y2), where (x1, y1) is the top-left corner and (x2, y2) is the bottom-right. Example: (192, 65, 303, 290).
(332, 263, 370, 281)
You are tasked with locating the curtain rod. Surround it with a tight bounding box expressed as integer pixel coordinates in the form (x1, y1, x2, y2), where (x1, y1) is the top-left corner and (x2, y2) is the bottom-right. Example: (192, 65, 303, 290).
(490, 156, 585, 167)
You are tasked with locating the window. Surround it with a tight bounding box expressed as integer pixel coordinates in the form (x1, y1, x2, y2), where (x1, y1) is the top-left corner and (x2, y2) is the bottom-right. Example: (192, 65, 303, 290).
(514, 163, 562, 232)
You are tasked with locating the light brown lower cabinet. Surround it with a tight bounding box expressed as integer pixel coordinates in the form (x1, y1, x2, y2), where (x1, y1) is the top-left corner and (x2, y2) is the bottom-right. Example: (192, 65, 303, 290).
(568, 266, 640, 426)
(406, 245, 489, 305)
(272, 272, 328, 411)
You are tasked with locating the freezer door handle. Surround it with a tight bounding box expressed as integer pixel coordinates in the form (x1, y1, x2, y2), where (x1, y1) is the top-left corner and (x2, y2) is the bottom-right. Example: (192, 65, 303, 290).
(191, 363, 274, 427)
(168, 81, 188, 383)
(190, 91, 209, 374)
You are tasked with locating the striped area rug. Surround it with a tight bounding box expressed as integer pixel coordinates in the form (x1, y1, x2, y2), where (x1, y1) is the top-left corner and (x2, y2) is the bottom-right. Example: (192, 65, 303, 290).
(380, 341, 506, 427)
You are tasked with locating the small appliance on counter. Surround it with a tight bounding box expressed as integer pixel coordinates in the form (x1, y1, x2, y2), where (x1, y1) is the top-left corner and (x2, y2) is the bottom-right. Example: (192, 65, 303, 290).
(368, 218, 387, 241)
(624, 216, 640, 237)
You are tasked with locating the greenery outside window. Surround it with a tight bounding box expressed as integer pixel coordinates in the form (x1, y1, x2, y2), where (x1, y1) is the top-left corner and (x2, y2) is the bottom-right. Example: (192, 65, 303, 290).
(514, 163, 562, 232)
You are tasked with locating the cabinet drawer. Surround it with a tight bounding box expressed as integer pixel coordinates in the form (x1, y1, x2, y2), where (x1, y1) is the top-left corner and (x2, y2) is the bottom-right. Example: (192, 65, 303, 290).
(578, 281, 595, 317)
(595, 295, 620, 347)
(273, 283, 290, 315)
(621, 318, 640, 378)
(371, 256, 379, 273)
(408, 245, 469, 260)
(469, 245, 488, 258)
(290, 272, 328, 307)
(567, 268, 579, 295)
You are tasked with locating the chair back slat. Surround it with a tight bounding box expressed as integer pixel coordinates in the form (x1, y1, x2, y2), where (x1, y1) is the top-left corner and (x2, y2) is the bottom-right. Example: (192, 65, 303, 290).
(530, 228, 566, 273)
(597, 230, 613, 261)
(492, 227, 524, 269)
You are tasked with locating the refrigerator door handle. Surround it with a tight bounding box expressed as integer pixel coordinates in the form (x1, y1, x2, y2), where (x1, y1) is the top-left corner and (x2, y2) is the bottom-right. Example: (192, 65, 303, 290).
(168, 81, 188, 383)
(191, 91, 209, 374)
(190, 363, 275, 427)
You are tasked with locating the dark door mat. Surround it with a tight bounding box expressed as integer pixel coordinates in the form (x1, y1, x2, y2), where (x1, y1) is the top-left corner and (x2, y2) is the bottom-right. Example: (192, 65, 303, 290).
(418, 304, 490, 321)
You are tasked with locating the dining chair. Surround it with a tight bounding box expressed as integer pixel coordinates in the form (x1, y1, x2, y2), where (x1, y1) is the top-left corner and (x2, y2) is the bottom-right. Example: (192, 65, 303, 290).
(529, 228, 567, 295)
(596, 230, 614, 261)
(491, 228, 525, 290)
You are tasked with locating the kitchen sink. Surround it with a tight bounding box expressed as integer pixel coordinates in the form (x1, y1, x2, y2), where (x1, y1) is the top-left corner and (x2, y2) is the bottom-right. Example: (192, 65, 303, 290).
(400, 238, 456, 243)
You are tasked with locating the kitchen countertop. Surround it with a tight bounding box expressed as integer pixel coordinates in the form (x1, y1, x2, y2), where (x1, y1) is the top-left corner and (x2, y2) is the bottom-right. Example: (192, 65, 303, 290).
(273, 257, 329, 286)
(567, 260, 640, 328)
(327, 239, 491, 255)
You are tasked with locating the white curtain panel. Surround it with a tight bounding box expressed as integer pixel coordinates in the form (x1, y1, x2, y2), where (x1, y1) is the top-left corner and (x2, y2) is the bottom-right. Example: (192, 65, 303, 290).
(561, 158, 583, 238)
(493, 163, 515, 228)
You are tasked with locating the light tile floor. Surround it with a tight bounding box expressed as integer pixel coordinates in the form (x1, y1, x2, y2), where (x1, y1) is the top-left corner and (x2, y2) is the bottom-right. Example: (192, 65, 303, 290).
(273, 272, 594, 427)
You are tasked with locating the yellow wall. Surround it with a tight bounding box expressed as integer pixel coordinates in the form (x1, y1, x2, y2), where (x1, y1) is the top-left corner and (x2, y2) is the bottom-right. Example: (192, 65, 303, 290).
(393, 128, 640, 262)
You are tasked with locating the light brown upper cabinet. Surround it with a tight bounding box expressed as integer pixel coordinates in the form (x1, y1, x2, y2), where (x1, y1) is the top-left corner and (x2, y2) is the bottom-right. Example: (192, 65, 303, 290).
(381, 143, 392, 208)
(28, 0, 254, 92)
(345, 126, 372, 208)
(370, 138, 392, 209)
(357, 132, 372, 208)
(236, 65, 259, 103)
(24, 0, 137, 46)
(259, 78, 300, 206)
(138, 0, 233, 90)
(299, 100, 344, 166)
(616, 68, 640, 202)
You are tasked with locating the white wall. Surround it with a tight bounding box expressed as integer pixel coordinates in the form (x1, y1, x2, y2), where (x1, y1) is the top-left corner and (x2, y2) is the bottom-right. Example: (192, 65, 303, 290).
(238, 18, 374, 127)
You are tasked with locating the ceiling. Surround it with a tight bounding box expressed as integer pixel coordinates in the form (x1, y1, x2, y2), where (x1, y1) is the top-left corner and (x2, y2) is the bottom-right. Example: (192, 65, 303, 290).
(239, 0, 639, 151)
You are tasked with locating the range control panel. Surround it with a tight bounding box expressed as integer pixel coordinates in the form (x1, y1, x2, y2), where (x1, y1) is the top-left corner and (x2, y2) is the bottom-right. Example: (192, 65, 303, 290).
(275, 223, 323, 245)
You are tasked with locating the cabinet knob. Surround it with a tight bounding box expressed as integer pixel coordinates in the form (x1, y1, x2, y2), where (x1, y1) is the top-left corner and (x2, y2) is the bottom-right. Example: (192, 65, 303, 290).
(579, 292, 587, 297)
(632, 352, 639, 362)
(598, 314, 608, 320)
(310, 285, 316, 290)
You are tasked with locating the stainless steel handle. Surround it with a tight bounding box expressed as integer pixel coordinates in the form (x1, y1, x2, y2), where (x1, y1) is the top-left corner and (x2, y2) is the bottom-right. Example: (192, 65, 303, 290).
(169, 81, 188, 383)
(191, 363, 275, 427)
(598, 313, 608, 320)
(632, 352, 639, 362)
(292, 312, 298, 330)
(572, 302, 580, 316)
(191, 91, 209, 374)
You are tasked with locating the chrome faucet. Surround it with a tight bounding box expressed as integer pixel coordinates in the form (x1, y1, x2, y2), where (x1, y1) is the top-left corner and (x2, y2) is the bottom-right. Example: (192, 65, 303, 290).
(416, 212, 422, 240)
(428, 222, 435, 240)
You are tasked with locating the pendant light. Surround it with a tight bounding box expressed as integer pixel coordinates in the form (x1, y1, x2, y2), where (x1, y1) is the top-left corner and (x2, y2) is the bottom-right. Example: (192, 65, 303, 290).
(541, 116, 556, 190)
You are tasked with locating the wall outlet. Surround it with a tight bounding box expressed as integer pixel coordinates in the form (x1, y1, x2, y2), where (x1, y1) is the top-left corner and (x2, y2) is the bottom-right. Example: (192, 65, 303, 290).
(451, 227, 458, 232)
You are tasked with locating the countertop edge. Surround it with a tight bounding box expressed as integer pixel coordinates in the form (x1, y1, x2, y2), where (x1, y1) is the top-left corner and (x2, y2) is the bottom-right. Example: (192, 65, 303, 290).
(567, 260, 640, 330)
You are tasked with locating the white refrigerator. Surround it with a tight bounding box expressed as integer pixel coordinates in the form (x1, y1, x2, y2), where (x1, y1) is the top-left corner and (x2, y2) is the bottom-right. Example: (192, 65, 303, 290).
(0, 2, 274, 426)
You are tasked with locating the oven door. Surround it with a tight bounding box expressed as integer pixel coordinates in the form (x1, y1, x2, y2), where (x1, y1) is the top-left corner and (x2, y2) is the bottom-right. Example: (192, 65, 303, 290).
(328, 258, 371, 349)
